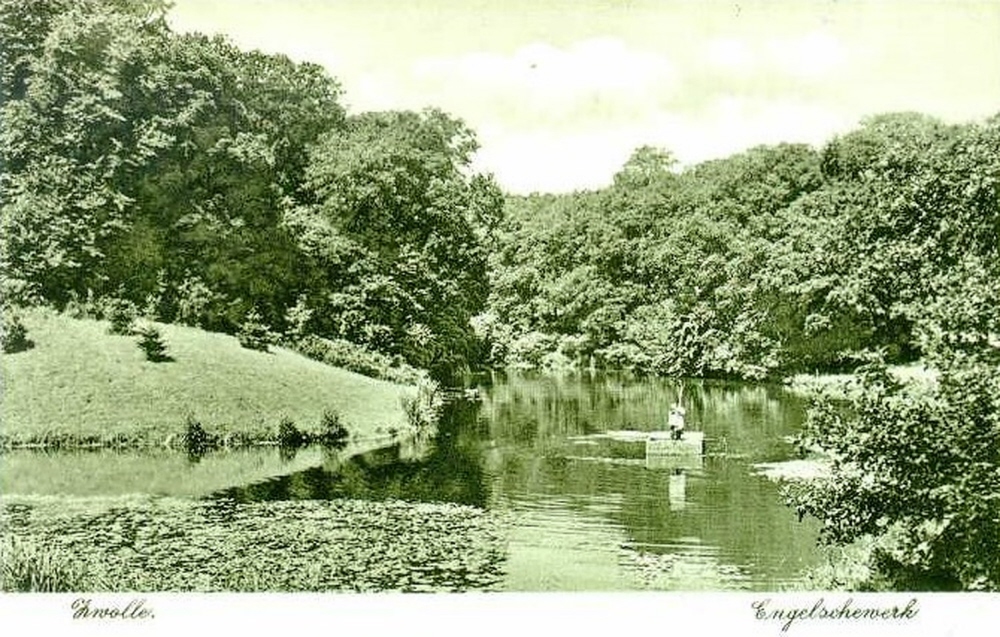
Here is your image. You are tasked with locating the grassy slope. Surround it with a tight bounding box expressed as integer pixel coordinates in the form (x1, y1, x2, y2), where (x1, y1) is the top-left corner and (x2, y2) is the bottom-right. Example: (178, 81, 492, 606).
(1, 309, 415, 446)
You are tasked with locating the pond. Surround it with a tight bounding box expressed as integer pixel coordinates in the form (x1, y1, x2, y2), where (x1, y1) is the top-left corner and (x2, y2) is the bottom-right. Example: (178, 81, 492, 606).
(1, 372, 824, 591)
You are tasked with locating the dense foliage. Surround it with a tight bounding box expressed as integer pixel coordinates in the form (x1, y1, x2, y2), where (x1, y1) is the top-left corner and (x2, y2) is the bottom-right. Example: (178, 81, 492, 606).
(0, 0, 500, 381)
(483, 115, 999, 380)
(479, 113, 1000, 589)
(786, 116, 1000, 590)
(789, 257, 1000, 590)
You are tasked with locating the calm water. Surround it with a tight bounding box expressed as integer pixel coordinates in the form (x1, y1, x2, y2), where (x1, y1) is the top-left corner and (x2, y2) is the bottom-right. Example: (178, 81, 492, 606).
(2, 372, 824, 590)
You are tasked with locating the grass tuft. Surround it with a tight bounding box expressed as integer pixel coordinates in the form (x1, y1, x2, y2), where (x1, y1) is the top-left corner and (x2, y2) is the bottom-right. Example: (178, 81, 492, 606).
(0, 536, 90, 592)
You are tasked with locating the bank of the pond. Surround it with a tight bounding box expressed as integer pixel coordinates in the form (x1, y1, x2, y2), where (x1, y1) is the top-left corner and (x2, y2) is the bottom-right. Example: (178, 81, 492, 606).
(1, 309, 417, 449)
(783, 362, 936, 399)
(0, 494, 507, 592)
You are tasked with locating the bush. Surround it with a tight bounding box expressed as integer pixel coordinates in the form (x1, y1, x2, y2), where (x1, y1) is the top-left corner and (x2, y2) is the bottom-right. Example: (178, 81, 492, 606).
(1, 536, 90, 592)
(401, 380, 443, 430)
(293, 334, 425, 385)
(174, 275, 220, 328)
(61, 290, 100, 320)
(506, 331, 558, 368)
(284, 296, 314, 344)
(182, 415, 213, 455)
(106, 298, 139, 335)
(1, 310, 33, 353)
(238, 308, 275, 352)
(317, 410, 349, 448)
(136, 324, 170, 362)
(277, 417, 305, 448)
(788, 359, 1000, 590)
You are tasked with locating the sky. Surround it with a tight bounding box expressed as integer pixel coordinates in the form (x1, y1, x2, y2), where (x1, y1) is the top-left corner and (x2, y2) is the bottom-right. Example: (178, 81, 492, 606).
(168, 0, 1000, 194)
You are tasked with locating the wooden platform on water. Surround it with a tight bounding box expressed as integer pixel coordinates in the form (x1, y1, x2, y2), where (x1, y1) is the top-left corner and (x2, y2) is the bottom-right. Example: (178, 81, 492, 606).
(567, 430, 705, 456)
(645, 431, 705, 457)
(562, 429, 704, 471)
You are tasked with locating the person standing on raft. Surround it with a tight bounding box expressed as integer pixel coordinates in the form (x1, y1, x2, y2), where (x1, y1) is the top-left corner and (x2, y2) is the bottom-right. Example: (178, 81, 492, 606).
(668, 403, 686, 440)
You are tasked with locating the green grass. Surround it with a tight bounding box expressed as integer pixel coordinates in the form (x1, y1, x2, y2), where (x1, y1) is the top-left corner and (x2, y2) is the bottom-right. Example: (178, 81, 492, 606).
(1, 308, 416, 448)
(0, 535, 93, 592)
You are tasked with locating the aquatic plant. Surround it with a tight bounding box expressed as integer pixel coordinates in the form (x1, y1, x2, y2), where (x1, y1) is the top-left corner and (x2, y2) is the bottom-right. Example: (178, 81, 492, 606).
(1, 496, 508, 592)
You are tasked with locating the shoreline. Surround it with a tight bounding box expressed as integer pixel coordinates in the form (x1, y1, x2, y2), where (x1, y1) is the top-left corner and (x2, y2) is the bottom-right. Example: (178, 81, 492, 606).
(0, 424, 419, 453)
(782, 362, 936, 399)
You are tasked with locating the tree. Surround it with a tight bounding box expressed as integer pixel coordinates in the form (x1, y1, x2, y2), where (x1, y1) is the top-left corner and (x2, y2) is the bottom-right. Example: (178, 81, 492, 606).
(294, 108, 500, 379)
(1, 0, 346, 334)
(1, 0, 167, 304)
(788, 117, 1000, 590)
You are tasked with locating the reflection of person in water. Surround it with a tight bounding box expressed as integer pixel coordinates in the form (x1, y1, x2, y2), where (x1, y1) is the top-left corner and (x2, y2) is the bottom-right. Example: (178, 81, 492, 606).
(668, 404, 686, 440)
(668, 468, 687, 511)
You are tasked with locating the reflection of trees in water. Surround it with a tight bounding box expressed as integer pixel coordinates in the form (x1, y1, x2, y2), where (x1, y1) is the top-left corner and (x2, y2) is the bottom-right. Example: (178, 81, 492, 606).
(214, 400, 491, 507)
(486, 447, 821, 583)
(480, 372, 807, 459)
(212, 376, 821, 586)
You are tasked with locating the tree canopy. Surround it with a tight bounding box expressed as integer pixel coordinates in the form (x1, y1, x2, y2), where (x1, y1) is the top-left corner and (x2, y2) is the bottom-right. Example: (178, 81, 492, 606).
(1, 0, 500, 380)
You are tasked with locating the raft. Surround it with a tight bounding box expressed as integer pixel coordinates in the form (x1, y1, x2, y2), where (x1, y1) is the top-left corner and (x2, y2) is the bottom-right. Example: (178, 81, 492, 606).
(564, 429, 704, 470)
(645, 431, 705, 457)
(568, 430, 705, 456)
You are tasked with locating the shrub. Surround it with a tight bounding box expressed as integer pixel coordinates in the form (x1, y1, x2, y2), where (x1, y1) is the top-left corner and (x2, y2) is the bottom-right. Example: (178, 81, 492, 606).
(61, 290, 100, 319)
(182, 415, 213, 455)
(136, 324, 170, 362)
(175, 276, 219, 328)
(506, 331, 558, 368)
(1, 310, 33, 353)
(277, 417, 305, 448)
(238, 308, 274, 352)
(293, 334, 425, 385)
(788, 359, 1000, 590)
(106, 298, 138, 335)
(317, 410, 348, 448)
(401, 380, 443, 430)
(284, 296, 314, 344)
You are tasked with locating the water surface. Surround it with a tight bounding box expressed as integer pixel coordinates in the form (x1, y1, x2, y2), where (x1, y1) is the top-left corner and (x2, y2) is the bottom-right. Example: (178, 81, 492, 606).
(2, 372, 823, 590)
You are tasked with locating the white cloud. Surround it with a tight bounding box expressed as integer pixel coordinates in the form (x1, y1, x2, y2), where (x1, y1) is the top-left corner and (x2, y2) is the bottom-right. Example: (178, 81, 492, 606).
(766, 31, 849, 79)
(705, 37, 756, 73)
(702, 31, 849, 80)
(410, 37, 678, 128)
(471, 97, 852, 194)
(472, 128, 637, 194)
(347, 34, 856, 193)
